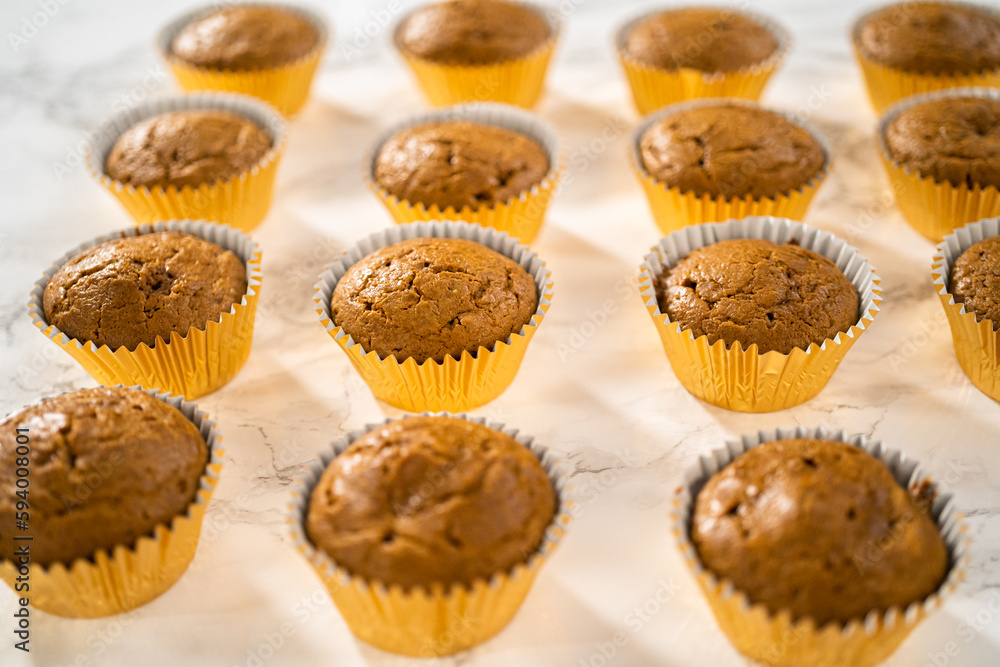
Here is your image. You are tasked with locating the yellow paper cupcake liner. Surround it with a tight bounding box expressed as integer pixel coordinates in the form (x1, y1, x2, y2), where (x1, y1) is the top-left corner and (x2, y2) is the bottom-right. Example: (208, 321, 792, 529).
(851, 3, 1000, 113)
(88, 93, 287, 232)
(29, 220, 262, 400)
(288, 413, 573, 656)
(639, 217, 881, 412)
(878, 87, 1000, 243)
(0, 387, 223, 618)
(315, 222, 553, 412)
(934, 218, 1000, 400)
(158, 3, 328, 116)
(673, 426, 970, 667)
(631, 98, 830, 234)
(368, 103, 561, 244)
(393, 2, 558, 108)
(615, 7, 790, 115)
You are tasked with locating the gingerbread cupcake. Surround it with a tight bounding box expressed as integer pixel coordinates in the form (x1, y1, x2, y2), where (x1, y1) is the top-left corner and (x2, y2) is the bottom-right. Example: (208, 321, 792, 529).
(674, 426, 967, 666)
(315, 222, 552, 412)
(879, 87, 1000, 242)
(616, 6, 788, 114)
(633, 99, 829, 233)
(30, 220, 261, 400)
(852, 1, 1000, 112)
(89, 93, 286, 232)
(290, 413, 570, 656)
(393, 0, 558, 108)
(369, 103, 560, 243)
(639, 217, 880, 412)
(0, 386, 223, 618)
(933, 217, 1000, 400)
(160, 3, 328, 115)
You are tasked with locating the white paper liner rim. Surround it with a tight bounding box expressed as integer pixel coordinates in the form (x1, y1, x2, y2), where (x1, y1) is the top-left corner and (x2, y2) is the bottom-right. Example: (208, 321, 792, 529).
(932, 216, 1000, 326)
(314, 221, 553, 364)
(638, 216, 881, 354)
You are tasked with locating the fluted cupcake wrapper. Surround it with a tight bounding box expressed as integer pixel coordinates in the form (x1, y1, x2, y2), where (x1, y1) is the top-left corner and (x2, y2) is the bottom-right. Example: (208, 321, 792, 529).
(878, 87, 1000, 243)
(851, 2, 1000, 113)
(287, 412, 573, 657)
(393, 1, 558, 109)
(933, 217, 1000, 401)
(158, 3, 328, 116)
(29, 220, 262, 400)
(367, 102, 561, 244)
(314, 221, 552, 412)
(87, 92, 287, 232)
(639, 217, 881, 412)
(672, 426, 969, 667)
(615, 6, 790, 116)
(631, 98, 830, 234)
(0, 386, 223, 618)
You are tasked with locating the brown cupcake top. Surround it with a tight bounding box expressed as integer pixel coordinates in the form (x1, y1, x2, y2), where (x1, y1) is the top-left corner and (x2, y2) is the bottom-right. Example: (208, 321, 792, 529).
(374, 120, 550, 211)
(396, 0, 551, 64)
(950, 235, 1000, 329)
(639, 104, 826, 199)
(43, 231, 248, 351)
(856, 2, 1000, 74)
(305, 416, 556, 589)
(0, 387, 208, 567)
(884, 95, 1000, 190)
(623, 7, 779, 72)
(331, 237, 538, 364)
(106, 110, 272, 190)
(692, 438, 948, 626)
(171, 5, 320, 70)
(657, 239, 859, 355)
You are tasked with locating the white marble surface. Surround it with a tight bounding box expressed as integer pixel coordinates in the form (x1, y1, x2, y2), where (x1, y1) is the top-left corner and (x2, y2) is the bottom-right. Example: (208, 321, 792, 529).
(1, 0, 999, 665)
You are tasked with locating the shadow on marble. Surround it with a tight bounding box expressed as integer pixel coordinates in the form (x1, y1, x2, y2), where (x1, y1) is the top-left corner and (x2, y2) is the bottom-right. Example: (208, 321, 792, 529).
(539, 96, 639, 208)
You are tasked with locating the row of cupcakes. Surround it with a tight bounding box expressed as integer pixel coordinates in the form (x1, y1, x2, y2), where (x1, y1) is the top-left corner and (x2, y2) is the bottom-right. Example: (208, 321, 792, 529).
(75, 86, 999, 413)
(86, 92, 564, 237)
(85, 85, 1000, 257)
(128, 1, 1000, 242)
(26, 213, 1000, 411)
(0, 386, 969, 666)
(152, 1, 1000, 116)
(89, 0, 1000, 247)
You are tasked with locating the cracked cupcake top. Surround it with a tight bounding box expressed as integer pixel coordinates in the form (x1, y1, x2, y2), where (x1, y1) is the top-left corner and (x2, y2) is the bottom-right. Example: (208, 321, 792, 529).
(623, 7, 778, 72)
(43, 231, 247, 351)
(171, 5, 320, 70)
(374, 120, 549, 211)
(856, 1, 1000, 75)
(657, 239, 858, 355)
(305, 415, 556, 589)
(884, 96, 1000, 190)
(396, 0, 551, 65)
(950, 235, 1000, 329)
(639, 104, 825, 199)
(0, 386, 208, 566)
(692, 438, 948, 626)
(331, 237, 537, 364)
(105, 110, 272, 190)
